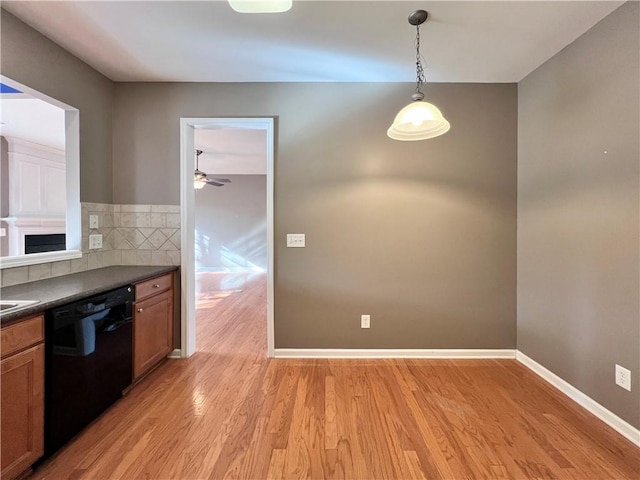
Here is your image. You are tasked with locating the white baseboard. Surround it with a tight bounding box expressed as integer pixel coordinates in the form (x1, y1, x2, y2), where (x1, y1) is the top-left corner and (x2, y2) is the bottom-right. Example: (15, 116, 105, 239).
(168, 348, 182, 359)
(516, 351, 640, 447)
(274, 348, 516, 359)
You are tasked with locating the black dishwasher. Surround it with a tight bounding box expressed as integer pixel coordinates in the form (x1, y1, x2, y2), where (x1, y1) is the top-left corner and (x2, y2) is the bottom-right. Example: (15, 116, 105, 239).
(44, 285, 134, 455)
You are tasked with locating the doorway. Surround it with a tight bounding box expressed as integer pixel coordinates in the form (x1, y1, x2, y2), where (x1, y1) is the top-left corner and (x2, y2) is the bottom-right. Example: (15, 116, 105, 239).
(179, 118, 275, 357)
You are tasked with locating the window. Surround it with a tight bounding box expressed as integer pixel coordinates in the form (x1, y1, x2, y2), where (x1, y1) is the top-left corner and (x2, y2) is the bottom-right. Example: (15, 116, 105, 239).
(0, 76, 81, 269)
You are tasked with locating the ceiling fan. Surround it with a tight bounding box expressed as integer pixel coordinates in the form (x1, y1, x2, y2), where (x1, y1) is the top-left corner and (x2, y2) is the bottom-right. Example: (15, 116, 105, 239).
(194, 149, 231, 189)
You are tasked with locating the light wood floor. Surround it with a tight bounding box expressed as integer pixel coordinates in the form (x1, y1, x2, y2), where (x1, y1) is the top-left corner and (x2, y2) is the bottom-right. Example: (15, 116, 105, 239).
(32, 272, 638, 479)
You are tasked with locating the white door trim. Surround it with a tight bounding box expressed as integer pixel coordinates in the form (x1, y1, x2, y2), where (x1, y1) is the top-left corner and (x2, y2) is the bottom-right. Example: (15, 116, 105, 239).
(179, 117, 275, 358)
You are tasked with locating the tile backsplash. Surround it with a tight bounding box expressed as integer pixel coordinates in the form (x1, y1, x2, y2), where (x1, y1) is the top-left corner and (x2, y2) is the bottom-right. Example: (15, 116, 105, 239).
(1, 203, 181, 287)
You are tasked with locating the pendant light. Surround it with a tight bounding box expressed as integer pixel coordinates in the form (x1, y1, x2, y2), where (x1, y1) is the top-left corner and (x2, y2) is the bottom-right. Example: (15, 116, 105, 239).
(228, 0, 292, 13)
(194, 149, 207, 190)
(388, 10, 450, 141)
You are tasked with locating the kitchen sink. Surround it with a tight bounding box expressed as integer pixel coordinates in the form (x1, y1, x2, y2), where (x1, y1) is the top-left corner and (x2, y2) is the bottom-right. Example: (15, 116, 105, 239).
(0, 300, 40, 315)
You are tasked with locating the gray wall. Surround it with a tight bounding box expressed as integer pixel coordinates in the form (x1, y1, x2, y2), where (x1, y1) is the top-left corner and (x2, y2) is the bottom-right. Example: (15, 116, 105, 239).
(113, 81, 518, 349)
(0, 10, 114, 204)
(195, 175, 267, 271)
(518, 1, 639, 428)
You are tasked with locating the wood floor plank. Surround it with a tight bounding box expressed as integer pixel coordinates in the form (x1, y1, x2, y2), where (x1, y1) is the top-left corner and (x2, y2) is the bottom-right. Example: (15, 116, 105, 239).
(266, 449, 286, 480)
(29, 272, 639, 480)
(324, 375, 338, 450)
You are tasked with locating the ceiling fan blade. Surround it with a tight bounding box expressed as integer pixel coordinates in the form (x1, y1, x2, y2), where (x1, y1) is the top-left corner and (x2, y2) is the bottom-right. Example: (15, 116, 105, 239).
(206, 180, 225, 187)
(208, 178, 231, 183)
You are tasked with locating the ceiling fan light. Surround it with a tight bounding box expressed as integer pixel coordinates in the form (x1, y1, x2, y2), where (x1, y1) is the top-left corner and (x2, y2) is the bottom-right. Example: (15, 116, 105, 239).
(228, 0, 292, 13)
(387, 100, 450, 141)
(194, 170, 207, 189)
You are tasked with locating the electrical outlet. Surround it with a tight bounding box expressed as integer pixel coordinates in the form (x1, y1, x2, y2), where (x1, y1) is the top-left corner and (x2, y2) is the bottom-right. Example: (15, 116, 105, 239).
(616, 364, 631, 391)
(89, 214, 99, 229)
(286, 233, 305, 248)
(361, 314, 370, 329)
(89, 234, 103, 250)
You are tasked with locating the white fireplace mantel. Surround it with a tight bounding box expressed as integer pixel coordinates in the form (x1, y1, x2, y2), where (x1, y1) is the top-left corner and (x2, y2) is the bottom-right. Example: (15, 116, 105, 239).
(1, 216, 66, 256)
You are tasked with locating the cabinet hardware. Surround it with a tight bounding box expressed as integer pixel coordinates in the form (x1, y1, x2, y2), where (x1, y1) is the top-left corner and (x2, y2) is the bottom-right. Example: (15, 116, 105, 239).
(137, 308, 143, 313)
(153, 284, 160, 288)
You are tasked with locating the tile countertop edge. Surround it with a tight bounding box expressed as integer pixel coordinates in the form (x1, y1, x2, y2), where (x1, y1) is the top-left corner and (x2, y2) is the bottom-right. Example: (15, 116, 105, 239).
(0, 265, 179, 327)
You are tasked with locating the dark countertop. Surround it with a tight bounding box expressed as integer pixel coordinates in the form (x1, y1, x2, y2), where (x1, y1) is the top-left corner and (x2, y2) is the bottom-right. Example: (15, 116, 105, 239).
(1, 265, 179, 326)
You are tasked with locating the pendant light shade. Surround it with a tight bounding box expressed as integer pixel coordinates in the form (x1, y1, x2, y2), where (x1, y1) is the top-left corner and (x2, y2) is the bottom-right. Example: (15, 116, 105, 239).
(228, 0, 292, 13)
(387, 94, 450, 141)
(388, 10, 450, 141)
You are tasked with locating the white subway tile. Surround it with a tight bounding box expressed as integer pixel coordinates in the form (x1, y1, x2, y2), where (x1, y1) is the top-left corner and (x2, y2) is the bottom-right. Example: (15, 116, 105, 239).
(121, 213, 137, 227)
(151, 204, 180, 213)
(166, 213, 180, 228)
(150, 213, 167, 228)
(135, 213, 151, 228)
(103, 250, 121, 267)
(151, 250, 168, 265)
(70, 256, 88, 273)
(121, 251, 137, 265)
(121, 204, 151, 213)
(136, 250, 152, 265)
(167, 251, 181, 265)
(51, 260, 71, 277)
(2, 266, 29, 286)
(88, 252, 103, 270)
(29, 264, 52, 281)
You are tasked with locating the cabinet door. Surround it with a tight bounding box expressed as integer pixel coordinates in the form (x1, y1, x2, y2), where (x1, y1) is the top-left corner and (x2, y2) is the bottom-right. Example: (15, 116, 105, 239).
(134, 290, 173, 379)
(1, 344, 44, 480)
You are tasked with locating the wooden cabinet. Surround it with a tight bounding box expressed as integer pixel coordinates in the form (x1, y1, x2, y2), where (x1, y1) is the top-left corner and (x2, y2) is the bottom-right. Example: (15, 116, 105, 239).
(133, 273, 174, 379)
(1, 315, 44, 480)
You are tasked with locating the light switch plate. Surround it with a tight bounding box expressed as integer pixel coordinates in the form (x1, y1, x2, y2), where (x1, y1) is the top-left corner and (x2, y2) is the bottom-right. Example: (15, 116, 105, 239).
(89, 215, 99, 229)
(89, 234, 103, 250)
(287, 233, 305, 248)
(361, 314, 371, 329)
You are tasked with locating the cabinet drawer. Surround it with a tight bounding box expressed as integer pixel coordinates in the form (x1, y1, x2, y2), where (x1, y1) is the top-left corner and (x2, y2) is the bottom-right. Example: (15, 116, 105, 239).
(135, 273, 172, 301)
(1, 316, 44, 359)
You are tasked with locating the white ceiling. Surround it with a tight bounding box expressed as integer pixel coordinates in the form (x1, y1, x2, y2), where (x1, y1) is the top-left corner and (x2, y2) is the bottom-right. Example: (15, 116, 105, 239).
(0, 97, 66, 150)
(2, 1, 624, 83)
(194, 128, 267, 175)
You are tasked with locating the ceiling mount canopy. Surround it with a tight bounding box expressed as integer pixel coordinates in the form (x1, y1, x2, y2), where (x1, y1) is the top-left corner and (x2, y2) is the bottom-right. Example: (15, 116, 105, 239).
(388, 10, 450, 141)
(228, 0, 292, 13)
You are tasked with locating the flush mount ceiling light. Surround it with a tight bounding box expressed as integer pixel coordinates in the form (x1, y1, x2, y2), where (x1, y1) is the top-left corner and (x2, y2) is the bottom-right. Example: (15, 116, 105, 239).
(228, 0, 292, 13)
(388, 10, 450, 141)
